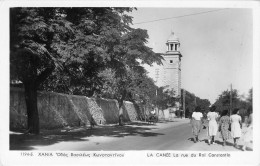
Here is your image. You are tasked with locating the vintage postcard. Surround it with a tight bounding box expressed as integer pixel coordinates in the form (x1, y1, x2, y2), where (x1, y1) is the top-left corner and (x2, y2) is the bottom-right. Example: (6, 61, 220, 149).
(1, 0, 260, 165)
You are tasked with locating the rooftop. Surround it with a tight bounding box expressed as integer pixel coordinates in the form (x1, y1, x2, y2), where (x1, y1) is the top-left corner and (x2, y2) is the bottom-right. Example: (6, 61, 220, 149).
(167, 32, 179, 42)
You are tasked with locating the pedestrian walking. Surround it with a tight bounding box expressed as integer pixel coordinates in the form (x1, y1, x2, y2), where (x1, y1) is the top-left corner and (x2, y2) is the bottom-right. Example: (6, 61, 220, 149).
(241, 107, 253, 151)
(191, 106, 203, 143)
(207, 105, 219, 145)
(218, 109, 231, 146)
(230, 108, 242, 148)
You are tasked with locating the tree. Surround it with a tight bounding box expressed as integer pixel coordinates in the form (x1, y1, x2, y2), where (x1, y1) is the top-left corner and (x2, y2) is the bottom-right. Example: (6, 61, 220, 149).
(40, 8, 135, 96)
(10, 8, 130, 133)
(180, 89, 211, 118)
(196, 98, 211, 113)
(41, 8, 163, 124)
(181, 90, 196, 118)
(152, 87, 174, 110)
(247, 88, 253, 105)
(10, 8, 72, 134)
(10, 7, 162, 132)
(96, 27, 163, 118)
(213, 88, 252, 117)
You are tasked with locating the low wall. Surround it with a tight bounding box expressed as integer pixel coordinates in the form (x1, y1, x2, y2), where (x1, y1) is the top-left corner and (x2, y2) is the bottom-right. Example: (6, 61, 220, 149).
(10, 88, 140, 130)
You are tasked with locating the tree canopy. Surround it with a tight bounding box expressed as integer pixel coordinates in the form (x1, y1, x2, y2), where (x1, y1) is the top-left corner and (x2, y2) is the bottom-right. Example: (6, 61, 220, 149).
(180, 89, 211, 118)
(212, 88, 252, 121)
(10, 7, 163, 133)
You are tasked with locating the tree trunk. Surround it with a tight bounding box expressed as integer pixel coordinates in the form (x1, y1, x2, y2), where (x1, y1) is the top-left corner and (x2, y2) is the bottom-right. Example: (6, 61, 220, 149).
(118, 89, 127, 126)
(24, 82, 39, 134)
(13, 49, 55, 135)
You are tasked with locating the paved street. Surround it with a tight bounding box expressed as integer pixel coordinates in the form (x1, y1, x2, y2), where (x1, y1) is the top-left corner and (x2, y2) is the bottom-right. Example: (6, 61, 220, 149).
(10, 119, 251, 151)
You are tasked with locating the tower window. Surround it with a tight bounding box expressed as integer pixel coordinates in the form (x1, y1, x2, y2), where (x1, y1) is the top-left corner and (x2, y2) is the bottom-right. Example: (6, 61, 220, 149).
(170, 60, 173, 64)
(175, 44, 177, 51)
(170, 44, 173, 51)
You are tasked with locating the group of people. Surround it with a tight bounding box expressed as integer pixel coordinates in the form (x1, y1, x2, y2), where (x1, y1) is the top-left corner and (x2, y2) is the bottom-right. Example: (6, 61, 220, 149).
(191, 105, 253, 151)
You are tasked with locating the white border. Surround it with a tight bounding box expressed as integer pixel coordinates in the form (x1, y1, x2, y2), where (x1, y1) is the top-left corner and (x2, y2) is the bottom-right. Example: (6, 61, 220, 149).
(1, 0, 260, 166)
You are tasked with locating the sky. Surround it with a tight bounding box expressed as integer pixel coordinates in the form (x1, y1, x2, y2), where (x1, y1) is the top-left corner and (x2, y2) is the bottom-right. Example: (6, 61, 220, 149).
(129, 8, 253, 104)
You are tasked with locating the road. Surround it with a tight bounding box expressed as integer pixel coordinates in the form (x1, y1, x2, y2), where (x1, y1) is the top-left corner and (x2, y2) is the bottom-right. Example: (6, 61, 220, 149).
(57, 120, 196, 151)
(11, 119, 249, 151)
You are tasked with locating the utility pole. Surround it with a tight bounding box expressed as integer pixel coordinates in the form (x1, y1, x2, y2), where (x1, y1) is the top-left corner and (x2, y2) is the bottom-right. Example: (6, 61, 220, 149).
(230, 84, 233, 116)
(155, 68, 159, 117)
(156, 88, 158, 114)
(183, 89, 186, 118)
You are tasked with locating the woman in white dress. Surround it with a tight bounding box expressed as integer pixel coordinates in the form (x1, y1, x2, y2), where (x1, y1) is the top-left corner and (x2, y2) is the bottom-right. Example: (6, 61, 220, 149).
(230, 108, 242, 148)
(241, 106, 253, 151)
(207, 106, 219, 145)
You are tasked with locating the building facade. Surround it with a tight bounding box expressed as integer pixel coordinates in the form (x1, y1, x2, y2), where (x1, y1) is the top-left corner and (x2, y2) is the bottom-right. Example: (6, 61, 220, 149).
(155, 32, 182, 110)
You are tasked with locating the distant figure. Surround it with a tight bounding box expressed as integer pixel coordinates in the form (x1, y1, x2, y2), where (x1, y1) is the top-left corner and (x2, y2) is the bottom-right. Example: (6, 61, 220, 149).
(150, 108, 156, 116)
(230, 108, 242, 148)
(207, 105, 219, 145)
(119, 114, 124, 126)
(191, 106, 203, 143)
(241, 107, 253, 151)
(180, 110, 184, 119)
(149, 108, 157, 124)
(218, 109, 231, 146)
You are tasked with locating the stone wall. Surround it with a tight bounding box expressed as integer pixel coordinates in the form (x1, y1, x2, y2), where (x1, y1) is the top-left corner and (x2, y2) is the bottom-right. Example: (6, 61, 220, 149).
(10, 88, 27, 129)
(123, 101, 139, 121)
(10, 88, 140, 130)
(95, 98, 119, 124)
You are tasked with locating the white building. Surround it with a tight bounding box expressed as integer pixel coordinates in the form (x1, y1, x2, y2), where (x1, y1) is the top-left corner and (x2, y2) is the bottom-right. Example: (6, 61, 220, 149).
(155, 32, 182, 97)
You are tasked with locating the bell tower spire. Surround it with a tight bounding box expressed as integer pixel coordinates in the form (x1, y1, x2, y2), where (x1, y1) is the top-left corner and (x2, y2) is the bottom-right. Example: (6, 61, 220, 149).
(166, 31, 180, 53)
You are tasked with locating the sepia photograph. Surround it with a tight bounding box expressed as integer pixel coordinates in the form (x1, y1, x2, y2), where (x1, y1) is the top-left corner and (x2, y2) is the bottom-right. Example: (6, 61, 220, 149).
(1, 0, 260, 166)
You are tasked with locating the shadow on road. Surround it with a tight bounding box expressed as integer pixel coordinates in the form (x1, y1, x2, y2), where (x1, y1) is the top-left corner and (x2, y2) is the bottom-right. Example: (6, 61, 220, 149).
(10, 123, 164, 150)
(187, 138, 208, 143)
(215, 140, 234, 147)
(124, 122, 157, 126)
(156, 120, 178, 123)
